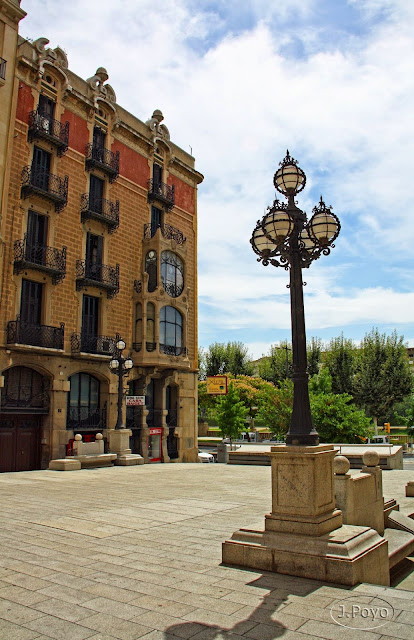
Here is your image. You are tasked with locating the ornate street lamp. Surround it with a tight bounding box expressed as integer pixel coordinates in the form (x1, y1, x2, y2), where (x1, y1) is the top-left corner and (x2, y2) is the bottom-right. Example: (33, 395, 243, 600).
(251, 151, 340, 445)
(109, 338, 133, 430)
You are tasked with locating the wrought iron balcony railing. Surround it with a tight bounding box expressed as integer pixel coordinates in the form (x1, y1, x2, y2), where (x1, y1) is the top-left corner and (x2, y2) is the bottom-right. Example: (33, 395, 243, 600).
(75, 260, 119, 298)
(162, 281, 184, 298)
(147, 179, 175, 210)
(80, 193, 119, 232)
(21, 166, 68, 212)
(0, 57, 6, 81)
(13, 235, 66, 284)
(160, 344, 188, 356)
(85, 144, 119, 182)
(67, 403, 107, 431)
(28, 111, 69, 156)
(144, 222, 186, 245)
(7, 316, 64, 349)
(71, 332, 116, 356)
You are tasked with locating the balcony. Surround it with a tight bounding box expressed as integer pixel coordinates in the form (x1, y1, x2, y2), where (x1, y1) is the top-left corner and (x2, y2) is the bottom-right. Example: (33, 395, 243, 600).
(144, 223, 186, 245)
(67, 403, 107, 431)
(7, 316, 64, 349)
(147, 179, 175, 210)
(71, 332, 115, 356)
(0, 57, 6, 83)
(13, 235, 66, 284)
(21, 166, 68, 212)
(85, 144, 119, 183)
(80, 194, 119, 233)
(28, 111, 69, 157)
(160, 344, 188, 356)
(75, 260, 119, 298)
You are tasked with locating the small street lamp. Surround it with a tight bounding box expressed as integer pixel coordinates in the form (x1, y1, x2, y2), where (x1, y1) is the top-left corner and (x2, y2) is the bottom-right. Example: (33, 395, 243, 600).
(251, 151, 340, 446)
(109, 338, 133, 430)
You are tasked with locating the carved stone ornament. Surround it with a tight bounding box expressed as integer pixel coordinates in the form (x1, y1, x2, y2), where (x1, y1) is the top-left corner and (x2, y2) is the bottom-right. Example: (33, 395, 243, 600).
(145, 109, 170, 141)
(86, 67, 117, 110)
(33, 37, 70, 88)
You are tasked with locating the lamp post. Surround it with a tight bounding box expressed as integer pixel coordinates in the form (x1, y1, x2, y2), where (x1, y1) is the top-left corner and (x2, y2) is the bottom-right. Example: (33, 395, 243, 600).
(109, 338, 133, 430)
(251, 151, 340, 446)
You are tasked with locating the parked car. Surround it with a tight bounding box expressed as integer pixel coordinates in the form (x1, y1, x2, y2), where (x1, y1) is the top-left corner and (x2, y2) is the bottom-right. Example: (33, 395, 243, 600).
(198, 450, 215, 463)
(366, 436, 390, 444)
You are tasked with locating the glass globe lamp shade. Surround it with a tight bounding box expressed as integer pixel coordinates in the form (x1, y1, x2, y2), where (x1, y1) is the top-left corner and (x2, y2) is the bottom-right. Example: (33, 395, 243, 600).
(250, 221, 276, 257)
(299, 226, 316, 253)
(116, 339, 126, 351)
(109, 359, 119, 370)
(309, 204, 340, 246)
(274, 158, 306, 195)
(262, 204, 292, 246)
(124, 359, 133, 370)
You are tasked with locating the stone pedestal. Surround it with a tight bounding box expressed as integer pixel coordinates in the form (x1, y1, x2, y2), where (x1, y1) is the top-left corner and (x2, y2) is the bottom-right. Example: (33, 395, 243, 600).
(222, 444, 389, 586)
(108, 428, 144, 465)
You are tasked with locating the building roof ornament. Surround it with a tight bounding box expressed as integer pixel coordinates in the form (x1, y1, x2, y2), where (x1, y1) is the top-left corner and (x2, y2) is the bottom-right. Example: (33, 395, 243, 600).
(32, 37, 70, 88)
(86, 67, 117, 110)
(146, 109, 170, 141)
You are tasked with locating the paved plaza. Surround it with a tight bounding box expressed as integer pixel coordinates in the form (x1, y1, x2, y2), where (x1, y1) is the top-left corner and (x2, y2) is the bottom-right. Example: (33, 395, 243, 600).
(0, 463, 413, 640)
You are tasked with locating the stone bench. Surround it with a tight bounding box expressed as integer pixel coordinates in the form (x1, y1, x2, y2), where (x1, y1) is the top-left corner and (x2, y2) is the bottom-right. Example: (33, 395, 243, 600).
(68, 433, 117, 467)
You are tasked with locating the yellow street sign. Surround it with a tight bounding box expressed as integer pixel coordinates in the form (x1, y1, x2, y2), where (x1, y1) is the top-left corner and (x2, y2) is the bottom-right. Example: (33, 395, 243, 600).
(206, 376, 228, 395)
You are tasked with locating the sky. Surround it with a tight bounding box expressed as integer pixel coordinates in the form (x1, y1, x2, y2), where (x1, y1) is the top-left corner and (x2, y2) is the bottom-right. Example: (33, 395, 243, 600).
(20, 0, 414, 359)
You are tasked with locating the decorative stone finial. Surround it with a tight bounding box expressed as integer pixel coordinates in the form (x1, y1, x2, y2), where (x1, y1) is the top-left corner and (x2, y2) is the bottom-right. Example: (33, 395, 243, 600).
(86, 68, 117, 108)
(363, 450, 380, 467)
(74, 434, 82, 441)
(146, 109, 170, 141)
(334, 455, 350, 475)
(96, 433, 103, 440)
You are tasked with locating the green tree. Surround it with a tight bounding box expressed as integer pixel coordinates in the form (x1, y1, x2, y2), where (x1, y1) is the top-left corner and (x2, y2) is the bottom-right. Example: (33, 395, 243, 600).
(323, 333, 357, 395)
(394, 395, 414, 438)
(309, 366, 333, 395)
(256, 380, 294, 440)
(307, 337, 322, 377)
(353, 328, 412, 431)
(310, 392, 371, 443)
(205, 342, 254, 377)
(198, 380, 219, 422)
(215, 382, 247, 443)
(258, 341, 292, 386)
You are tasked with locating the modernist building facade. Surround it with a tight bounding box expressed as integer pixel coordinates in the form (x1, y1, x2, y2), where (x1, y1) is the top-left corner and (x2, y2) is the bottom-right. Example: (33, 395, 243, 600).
(0, 5, 203, 471)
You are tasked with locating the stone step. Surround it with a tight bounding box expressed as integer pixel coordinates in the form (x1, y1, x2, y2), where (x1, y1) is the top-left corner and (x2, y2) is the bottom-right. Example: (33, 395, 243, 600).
(384, 528, 414, 569)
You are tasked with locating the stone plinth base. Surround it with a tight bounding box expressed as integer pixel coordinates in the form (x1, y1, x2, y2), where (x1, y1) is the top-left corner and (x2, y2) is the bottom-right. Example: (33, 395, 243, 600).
(115, 454, 144, 466)
(222, 524, 389, 586)
(49, 458, 81, 471)
(108, 428, 132, 458)
(406, 482, 414, 497)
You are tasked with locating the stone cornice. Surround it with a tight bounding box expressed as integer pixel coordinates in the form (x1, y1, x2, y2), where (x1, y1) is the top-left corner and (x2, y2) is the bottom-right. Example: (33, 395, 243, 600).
(0, 0, 26, 24)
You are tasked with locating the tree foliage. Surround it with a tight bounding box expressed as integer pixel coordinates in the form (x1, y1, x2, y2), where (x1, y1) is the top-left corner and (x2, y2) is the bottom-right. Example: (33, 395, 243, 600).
(310, 391, 371, 443)
(215, 382, 247, 442)
(352, 328, 412, 424)
(256, 380, 293, 439)
(257, 341, 292, 386)
(204, 342, 254, 377)
(323, 333, 356, 395)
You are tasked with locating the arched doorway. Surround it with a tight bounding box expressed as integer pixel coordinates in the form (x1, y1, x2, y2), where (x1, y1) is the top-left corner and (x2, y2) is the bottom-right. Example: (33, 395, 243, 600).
(0, 366, 49, 472)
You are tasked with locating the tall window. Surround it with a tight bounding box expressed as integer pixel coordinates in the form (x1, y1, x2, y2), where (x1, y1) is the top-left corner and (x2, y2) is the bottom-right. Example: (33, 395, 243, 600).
(89, 175, 104, 213)
(93, 126, 106, 150)
(38, 94, 55, 120)
(86, 232, 103, 280)
(134, 303, 142, 346)
(161, 251, 184, 298)
(150, 206, 162, 237)
(20, 279, 43, 325)
(26, 211, 48, 265)
(32, 146, 51, 190)
(145, 250, 157, 292)
(81, 295, 99, 352)
(153, 163, 163, 189)
(67, 373, 100, 429)
(160, 306, 183, 356)
(146, 303, 155, 351)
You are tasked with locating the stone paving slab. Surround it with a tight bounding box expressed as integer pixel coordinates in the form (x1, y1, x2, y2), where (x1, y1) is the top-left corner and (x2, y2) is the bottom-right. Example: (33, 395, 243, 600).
(0, 463, 413, 639)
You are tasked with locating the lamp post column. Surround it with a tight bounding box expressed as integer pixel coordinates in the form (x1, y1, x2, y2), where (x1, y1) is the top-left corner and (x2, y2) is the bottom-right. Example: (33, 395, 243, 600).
(115, 364, 124, 430)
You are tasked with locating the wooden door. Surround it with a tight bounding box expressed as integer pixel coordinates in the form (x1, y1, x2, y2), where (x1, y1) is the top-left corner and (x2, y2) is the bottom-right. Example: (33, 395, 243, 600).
(0, 415, 41, 472)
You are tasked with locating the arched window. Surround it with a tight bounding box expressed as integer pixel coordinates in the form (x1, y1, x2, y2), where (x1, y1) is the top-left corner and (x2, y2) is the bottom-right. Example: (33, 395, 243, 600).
(145, 250, 157, 292)
(1, 366, 49, 411)
(67, 373, 102, 430)
(160, 306, 183, 356)
(146, 303, 156, 351)
(134, 303, 142, 351)
(161, 251, 184, 298)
